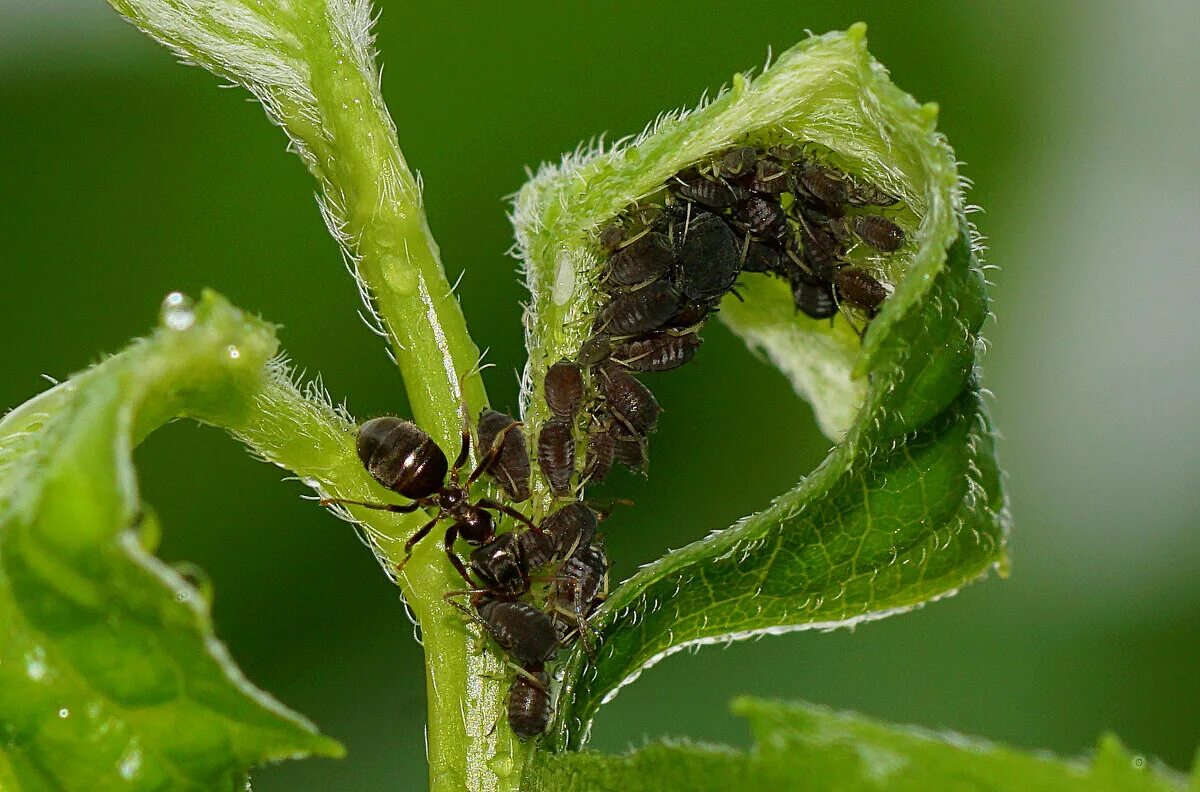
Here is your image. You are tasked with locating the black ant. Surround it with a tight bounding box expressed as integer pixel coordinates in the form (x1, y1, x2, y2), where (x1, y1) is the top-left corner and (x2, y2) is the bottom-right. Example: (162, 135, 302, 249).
(321, 416, 538, 584)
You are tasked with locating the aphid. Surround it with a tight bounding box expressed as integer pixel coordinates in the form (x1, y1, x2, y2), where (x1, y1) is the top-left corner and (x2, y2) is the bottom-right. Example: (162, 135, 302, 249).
(597, 366, 660, 436)
(834, 266, 889, 312)
(741, 240, 783, 274)
(852, 215, 906, 252)
(320, 417, 535, 584)
(537, 416, 576, 496)
(673, 210, 742, 302)
(613, 332, 701, 372)
(472, 595, 560, 666)
(476, 409, 531, 503)
(470, 532, 529, 598)
(748, 159, 788, 195)
(577, 334, 614, 366)
(598, 222, 625, 251)
(582, 427, 615, 483)
(792, 271, 838, 320)
(797, 164, 849, 207)
(719, 146, 758, 179)
(507, 666, 551, 740)
(738, 195, 787, 238)
(605, 231, 675, 287)
(846, 180, 899, 207)
(669, 297, 715, 328)
(796, 218, 842, 269)
(768, 144, 804, 162)
(598, 280, 683, 336)
(612, 433, 648, 473)
(538, 501, 599, 562)
(544, 360, 584, 419)
(677, 175, 736, 208)
(547, 542, 609, 650)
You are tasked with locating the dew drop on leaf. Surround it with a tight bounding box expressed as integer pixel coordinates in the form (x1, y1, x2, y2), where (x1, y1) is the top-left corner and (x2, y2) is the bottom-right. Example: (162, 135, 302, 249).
(160, 291, 196, 331)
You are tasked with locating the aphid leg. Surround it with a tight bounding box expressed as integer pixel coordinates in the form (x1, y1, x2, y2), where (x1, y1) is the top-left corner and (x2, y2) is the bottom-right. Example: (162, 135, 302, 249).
(319, 497, 422, 514)
(465, 421, 522, 486)
(394, 514, 443, 573)
(477, 497, 539, 532)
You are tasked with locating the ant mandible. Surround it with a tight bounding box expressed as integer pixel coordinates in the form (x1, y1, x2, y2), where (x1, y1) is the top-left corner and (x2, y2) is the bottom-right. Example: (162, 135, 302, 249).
(321, 416, 537, 584)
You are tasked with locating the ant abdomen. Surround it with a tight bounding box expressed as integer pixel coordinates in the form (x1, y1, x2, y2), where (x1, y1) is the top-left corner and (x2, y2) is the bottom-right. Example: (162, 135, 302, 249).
(356, 416, 447, 499)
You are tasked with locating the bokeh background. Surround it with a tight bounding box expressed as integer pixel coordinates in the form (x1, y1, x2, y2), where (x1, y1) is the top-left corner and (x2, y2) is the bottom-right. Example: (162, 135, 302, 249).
(2, 1, 1198, 788)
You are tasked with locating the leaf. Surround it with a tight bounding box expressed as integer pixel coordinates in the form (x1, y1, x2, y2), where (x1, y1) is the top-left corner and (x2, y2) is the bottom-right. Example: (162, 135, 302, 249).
(531, 698, 1191, 792)
(0, 292, 342, 791)
(511, 25, 1008, 749)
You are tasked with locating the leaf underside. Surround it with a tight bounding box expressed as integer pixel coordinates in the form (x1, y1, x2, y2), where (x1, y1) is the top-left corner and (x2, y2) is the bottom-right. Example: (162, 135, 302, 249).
(0, 293, 342, 791)
(533, 698, 1193, 792)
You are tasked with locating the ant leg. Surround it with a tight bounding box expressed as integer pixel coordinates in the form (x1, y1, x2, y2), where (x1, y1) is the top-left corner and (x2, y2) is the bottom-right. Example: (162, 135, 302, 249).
(476, 498, 538, 532)
(319, 497, 422, 513)
(394, 514, 443, 574)
(465, 421, 521, 486)
(443, 524, 474, 586)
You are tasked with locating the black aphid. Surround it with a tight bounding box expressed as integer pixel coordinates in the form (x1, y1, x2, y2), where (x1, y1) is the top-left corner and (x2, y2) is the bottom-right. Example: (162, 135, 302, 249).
(678, 176, 737, 209)
(719, 146, 758, 179)
(598, 280, 683, 336)
(673, 210, 742, 302)
(852, 215, 906, 252)
(613, 332, 701, 372)
(597, 366, 660, 436)
(544, 360, 584, 419)
(537, 416, 576, 496)
(476, 409, 531, 503)
(507, 666, 551, 740)
(834, 267, 889, 312)
(605, 231, 675, 287)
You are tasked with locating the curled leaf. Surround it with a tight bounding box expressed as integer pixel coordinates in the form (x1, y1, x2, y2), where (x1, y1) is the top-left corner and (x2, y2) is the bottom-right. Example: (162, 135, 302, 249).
(511, 25, 1008, 749)
(0, 292, 342, 790)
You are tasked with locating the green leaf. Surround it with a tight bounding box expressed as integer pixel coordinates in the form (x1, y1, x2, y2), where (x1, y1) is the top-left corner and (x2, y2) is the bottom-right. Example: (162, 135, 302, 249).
(532, 698, 1190, 792)
(511, 25, 1008, 750)
(0, 292, 342, 791)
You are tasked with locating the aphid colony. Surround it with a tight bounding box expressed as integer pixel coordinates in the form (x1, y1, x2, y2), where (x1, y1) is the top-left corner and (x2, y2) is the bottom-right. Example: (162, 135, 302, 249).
(326, 142, 911, 740)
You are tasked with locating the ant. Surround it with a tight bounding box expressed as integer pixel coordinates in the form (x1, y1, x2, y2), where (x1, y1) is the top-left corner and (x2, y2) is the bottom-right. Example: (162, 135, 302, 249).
(321, 416, 538, 584)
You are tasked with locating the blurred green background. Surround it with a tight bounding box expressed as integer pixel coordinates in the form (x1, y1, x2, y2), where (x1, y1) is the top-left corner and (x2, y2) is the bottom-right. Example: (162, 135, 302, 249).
(2, 1, 1198, 789)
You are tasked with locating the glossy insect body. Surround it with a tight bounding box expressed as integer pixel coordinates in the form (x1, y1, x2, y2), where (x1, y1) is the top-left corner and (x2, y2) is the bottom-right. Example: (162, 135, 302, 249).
(507, 666, 551, 740)
(614, 332, 701, 372)
(599, 280, 683, 336)
(476, 409, 531, 502)
(853, 215, 906, 251)
(597, 366, 660, 436)
(741, 240, 783, 274)
(835, 267, 889, 312)
(323, 416, 536, 585)
(469, 532, 530, 598)
(605, 231, 675, 287)
(672, 210, 742, 302)
(540, 502, 598, 561)
(537, 416, 576, 496)
(544, 360, 584, 419)
(577, 334, 614, 366)
(475, 596, 560, 666)
(548, 542, 609, 649)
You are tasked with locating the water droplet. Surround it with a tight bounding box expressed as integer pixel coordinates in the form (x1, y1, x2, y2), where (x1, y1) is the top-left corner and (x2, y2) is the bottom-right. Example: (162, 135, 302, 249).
(118, 745, 143, 780)
(227, 345, 241, 361)
(25, 647, 47, 681)
(57, 708, 69, 719)
(160, 291, 195, 331)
